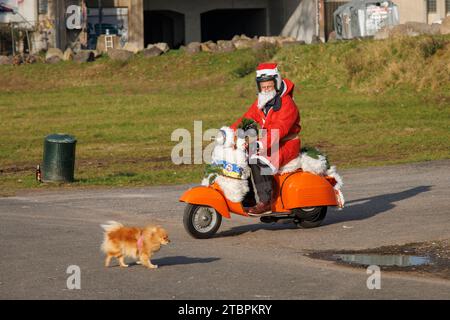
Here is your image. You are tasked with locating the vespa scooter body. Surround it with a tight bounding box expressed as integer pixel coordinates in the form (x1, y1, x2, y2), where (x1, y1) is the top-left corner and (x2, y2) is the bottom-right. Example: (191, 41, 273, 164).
(179, 169, 339, 219)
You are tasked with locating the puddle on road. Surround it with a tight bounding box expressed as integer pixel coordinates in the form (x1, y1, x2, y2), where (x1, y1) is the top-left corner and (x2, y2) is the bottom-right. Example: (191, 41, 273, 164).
(332, 254, 432, 267)
(306, 239, 450, 280)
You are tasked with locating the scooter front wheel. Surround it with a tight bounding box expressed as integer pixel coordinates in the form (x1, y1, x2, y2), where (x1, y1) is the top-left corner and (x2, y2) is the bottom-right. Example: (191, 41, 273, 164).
(183, 204, 222, 239)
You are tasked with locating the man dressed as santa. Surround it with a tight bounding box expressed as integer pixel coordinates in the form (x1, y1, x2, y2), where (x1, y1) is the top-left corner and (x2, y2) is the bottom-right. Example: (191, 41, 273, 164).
(231, 63, 301, 215)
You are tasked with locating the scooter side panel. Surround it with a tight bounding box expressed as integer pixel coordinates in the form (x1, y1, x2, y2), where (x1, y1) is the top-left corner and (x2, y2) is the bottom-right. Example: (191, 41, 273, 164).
(179, 186, 231, 219)
(273, 174, 292, 213)
(281, 172, 338, 209)
(211, 183, 249, 217)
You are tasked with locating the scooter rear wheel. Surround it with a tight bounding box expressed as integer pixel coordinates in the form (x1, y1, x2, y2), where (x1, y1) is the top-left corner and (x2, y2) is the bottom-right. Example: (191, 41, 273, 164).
(183, 204, 222, 239)
(293, 206, 327, 228)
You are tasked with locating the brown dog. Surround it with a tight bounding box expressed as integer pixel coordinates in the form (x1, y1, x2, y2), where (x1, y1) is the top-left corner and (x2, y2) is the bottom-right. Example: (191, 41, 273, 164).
(101, 221, 170, 269)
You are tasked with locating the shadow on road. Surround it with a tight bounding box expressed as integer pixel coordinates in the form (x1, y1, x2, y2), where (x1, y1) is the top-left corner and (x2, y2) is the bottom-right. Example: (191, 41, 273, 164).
(216, 220, 298, 238)
(215, 186, 432, 237)
(323, 185, 432, 226)
(152, 256, 220, 266)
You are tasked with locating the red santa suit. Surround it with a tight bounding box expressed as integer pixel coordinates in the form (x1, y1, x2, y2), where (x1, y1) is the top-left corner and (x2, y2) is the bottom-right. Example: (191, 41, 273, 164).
(231, 77, 301, 173)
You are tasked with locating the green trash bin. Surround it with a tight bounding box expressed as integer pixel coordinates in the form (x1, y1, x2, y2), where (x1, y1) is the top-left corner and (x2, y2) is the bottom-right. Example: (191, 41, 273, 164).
(42, 134, 77, 182)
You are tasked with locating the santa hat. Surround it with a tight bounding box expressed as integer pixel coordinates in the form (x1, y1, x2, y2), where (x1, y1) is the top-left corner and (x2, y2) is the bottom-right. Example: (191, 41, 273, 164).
(256, 63, 282, 91)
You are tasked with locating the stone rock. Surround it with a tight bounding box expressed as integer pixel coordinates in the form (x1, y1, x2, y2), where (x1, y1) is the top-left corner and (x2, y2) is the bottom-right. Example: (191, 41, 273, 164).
(252, 41, 278, 52)
(233, 39, 255, 50)
(276, 36, 297, 46)
(310, 36, 323, 44)
(12, 55, 24, 65)
(73, 50, 95, 63)
(92, 49, 102, 58)
(232, 35, 241, 42)
(200, 41, 218, 52)
(231, 34, 251, 42)
(258, 36, 297, 46)
(185, 42, 201, 54)
(63, 48, 74, 61)
(123, 42, 141, 54)
(217, 40, 236, 52)
(240, 34, 252, 41)
(327, 31, 337, 43)
(430, 23, 442, 35)
(404, 21, 440, 35)
(0, 55, 12, 65)
(46, 55, 61, 64)
(154, 42, 170, 53)
(258, 36, 280, 45)
(23, 54, 38, 64)
(440, 16, 450, 35)
(143, 46, 163, 57)
(376, 22, 441, 40)
(45, 48, 64, 62)
(390, 24, 416, 37)
(107, 48, 134, 61)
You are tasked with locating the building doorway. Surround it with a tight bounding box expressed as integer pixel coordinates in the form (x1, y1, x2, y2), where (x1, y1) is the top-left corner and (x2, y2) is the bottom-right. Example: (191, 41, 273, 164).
(144, 10, 185, 49)
(201, 8, 267, 42)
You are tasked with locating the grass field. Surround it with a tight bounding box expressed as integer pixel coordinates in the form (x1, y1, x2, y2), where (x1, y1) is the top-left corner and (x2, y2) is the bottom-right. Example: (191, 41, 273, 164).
(1, 35, 449, 195)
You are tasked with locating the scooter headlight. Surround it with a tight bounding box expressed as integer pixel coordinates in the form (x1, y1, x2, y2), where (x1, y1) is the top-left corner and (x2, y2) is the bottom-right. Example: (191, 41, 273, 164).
(215, 130, 226, 145)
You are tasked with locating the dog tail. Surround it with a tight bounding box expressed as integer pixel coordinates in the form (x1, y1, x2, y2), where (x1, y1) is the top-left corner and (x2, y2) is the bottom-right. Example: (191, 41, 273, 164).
(100, 221, 123, 233)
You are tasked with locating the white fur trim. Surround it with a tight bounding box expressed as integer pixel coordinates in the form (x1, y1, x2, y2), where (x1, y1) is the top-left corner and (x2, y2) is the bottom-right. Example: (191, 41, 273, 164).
(201, 174, 216, 186)
(300, 153, 328, 176)
(280, 79, 288, 97)
(235, 136, 246, 151)
(216, 175, 249, 203)
(278, 156, 302, 174)
(256, 68, 279, 77)
(211, 145, 226, 164)
(335, 189, 345, 209)
(326, 166, 344, 190)
(207, 126, 251, 187)
(220, 126, 235, 148)
(326, 165, 345, 209)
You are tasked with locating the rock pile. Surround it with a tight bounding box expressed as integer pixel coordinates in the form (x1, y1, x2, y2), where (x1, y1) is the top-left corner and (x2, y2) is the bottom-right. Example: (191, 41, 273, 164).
(1, 34, 308, 66)
(374, 18, 450, 40)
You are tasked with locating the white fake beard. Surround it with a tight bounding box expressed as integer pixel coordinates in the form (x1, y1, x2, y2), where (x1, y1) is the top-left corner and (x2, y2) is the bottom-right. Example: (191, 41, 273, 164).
(257, 90, 277, 109)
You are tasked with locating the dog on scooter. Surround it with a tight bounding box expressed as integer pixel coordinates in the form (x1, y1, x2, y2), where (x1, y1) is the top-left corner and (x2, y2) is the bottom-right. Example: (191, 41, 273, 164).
(100, 221, 170, 269)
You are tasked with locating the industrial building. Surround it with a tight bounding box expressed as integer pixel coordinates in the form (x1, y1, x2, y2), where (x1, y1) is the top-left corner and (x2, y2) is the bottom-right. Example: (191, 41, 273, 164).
(1, 0, 449, 55)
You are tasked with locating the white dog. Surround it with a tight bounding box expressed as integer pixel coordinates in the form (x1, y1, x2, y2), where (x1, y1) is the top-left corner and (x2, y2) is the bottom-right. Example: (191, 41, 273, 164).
(203, 127, 250, 203)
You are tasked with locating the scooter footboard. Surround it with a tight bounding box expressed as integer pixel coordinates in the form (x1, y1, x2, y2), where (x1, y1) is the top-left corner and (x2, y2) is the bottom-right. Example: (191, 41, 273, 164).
(280, 172, 338, 209)
(179, 186, 231, 218)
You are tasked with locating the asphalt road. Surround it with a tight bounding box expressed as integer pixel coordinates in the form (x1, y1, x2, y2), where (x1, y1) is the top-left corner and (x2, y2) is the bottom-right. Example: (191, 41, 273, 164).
(0, 160, 449, 299)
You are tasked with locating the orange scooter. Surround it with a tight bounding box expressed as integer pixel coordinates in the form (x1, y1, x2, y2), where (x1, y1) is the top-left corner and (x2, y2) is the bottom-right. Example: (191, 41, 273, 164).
(180, 167, 342, 239)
